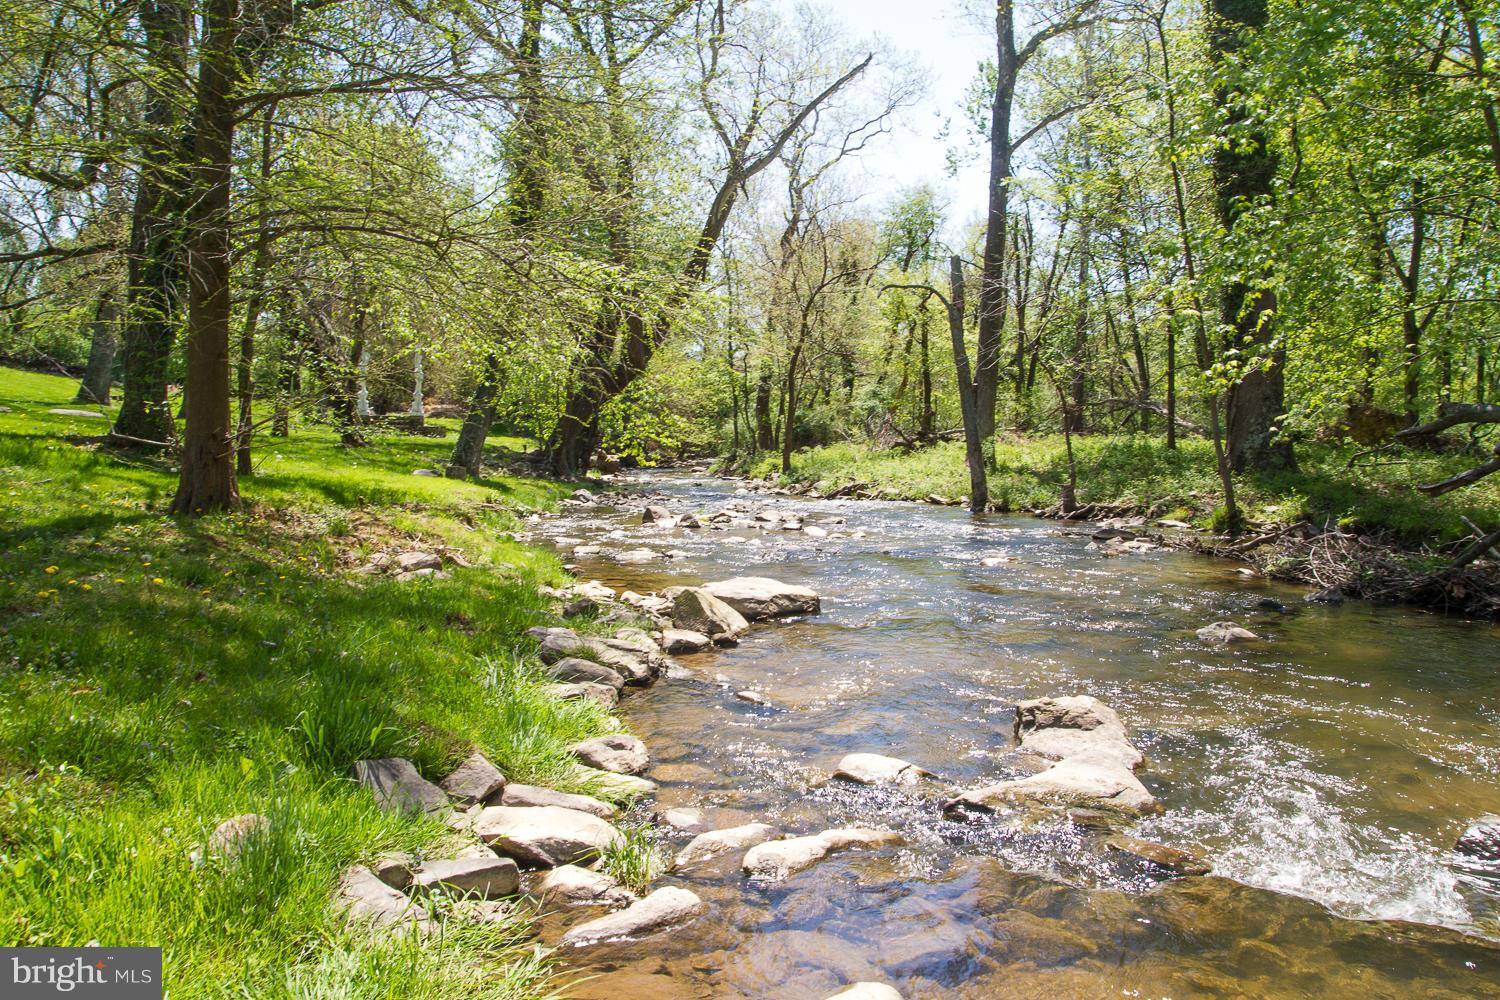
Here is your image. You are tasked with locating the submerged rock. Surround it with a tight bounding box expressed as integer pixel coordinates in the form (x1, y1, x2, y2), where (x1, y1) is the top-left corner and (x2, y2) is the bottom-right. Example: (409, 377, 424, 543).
(833, 753, 927, 785)
(1196, 621, 1259, 644)
(440, 751, 507, 805)
(675, 822, 780, 870)
(559, 886, 707, 947)
(658, 807, 710, 834)
(742, 828, 901, 881)
(704, 577, 821, 619)
(1105, 835, 1210, 877)
(352, 758, 448, 814)
(473, 805, 620, 868)
(571, 734, 650, 775)
(1456, 814, 1500, 862)
(535, 863, 635, 908)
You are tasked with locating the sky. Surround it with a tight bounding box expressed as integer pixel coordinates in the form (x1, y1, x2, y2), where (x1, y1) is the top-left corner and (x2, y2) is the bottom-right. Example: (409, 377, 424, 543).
(788, 0, 995, 233)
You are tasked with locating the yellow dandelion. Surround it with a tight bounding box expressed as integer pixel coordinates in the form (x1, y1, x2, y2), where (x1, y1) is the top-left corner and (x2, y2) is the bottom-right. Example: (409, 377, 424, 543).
(151, 577, 165, 585)
(114, 578, 125, 584)
(81, 584, 92, 591)
(44, 566, 58, 574)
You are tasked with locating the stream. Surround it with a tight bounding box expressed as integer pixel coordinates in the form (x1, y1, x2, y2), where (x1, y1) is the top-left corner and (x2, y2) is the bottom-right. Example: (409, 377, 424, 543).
(527, 469, 1500, 998)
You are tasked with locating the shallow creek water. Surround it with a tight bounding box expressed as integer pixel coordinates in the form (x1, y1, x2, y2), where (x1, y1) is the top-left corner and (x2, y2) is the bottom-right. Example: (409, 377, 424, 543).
(527, 470, 1500, 998)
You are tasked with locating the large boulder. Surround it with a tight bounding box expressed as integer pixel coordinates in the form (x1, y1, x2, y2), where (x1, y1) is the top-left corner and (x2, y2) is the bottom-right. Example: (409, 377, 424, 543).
(1013, 696, 1143, 771)
(559, 886, 707, 948)
(742, 828, 900, 881)
(571, 734, 650, 775)
(440, 751, 507, 805)
(534, 864, 635, 908)
(352, 758, 449, 814)
(472, 805, 620, 867)
(704, 577, 821, 620)
(675, 822, 780, 871)
(410, 852, 521, 898)
(945, 758, 1158, 817)
(670, 587, 749, 642)
(500, 783, 616, 818)
(337, 865, 430, 932)
(833, 753, 927, 786)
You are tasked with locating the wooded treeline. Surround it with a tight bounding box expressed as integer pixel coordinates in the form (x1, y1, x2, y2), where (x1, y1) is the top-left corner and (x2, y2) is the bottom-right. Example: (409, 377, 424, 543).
(4, 0, 1500, 521)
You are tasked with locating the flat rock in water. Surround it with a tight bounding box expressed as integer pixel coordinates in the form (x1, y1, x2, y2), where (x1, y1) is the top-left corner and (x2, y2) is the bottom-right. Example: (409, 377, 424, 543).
(945, 758, 1158, 817)
(833, 753, 926, 785)
(534, 863, 634, 907)
(571, 733, 650, 775)
(616, 548, 660, 564)
(1197, 621, 1259, 644)
(1020, 728, 1143, 771)
(337, 865, 430, 931)
(571, 489, 598, 504)
(704, 577, 821, 620)
(670, 587, 750, 641)
(500, 783, 616, 818)
(734, 690, 770, 706)
(543, 681, 619, 708)
(411, 854, 521, 898)
(559, 886, 706, 948)
(352, 758, 449, 814)
(1106, 835, 1210, 876)
(472, 805, 620, 867)
(658, 807, 710, 834)
(440, 751, 507, 804)
(545, 656, 626, 690)
(661, 628, 711, 653)
(642, 505, 674, 524)
(825, 985, 904, 1000)
(676, 822, 780, 870)
(742, 828, 900, 881)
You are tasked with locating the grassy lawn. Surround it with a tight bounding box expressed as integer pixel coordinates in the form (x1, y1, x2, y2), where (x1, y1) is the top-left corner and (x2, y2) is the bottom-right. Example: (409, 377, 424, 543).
(750, 434, 1500, 544)
(0, 368, 612, 998)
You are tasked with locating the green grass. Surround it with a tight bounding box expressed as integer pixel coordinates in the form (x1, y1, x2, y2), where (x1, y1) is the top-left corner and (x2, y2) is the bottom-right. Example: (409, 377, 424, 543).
(0, 367, 610, 997)
(596, 821, 665, 895)
(750, 433, 1500, 544)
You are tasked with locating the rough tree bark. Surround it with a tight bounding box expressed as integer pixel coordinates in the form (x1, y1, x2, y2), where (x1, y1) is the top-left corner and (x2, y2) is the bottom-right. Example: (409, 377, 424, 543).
(1208, 0, 1294, 474)
(169, 0, 241, 514)
(113, 0, 188, 444)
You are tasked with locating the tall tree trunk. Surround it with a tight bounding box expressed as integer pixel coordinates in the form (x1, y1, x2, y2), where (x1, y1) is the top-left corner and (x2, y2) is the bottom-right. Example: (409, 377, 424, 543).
(918, 300, 934, 441)
(780, 342, 803, 474)
(1209, 0, 1294, 474)
(76, 291, 119, 405)
(448, 352, 504, 477)
(753, 360, 775, 452)
(170, 0, 240, 515)
(1120, 251, 1151, 434)
(235, 113, 276, 476)
(114, 0, 188, 444)
(975, 3, 1019, 462)
(947, 256, 987, 513)
(1065, 213, 1092, 434)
